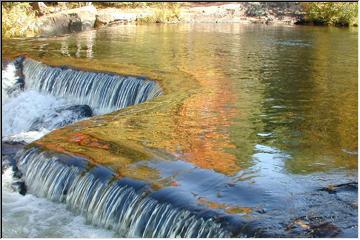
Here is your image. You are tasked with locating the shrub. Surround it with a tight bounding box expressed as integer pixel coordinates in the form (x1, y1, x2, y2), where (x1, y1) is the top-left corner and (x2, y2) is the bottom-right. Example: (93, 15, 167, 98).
(138, 3, 181, 23)
(2, 3, 39, 38)
(302, 2, 358, 26)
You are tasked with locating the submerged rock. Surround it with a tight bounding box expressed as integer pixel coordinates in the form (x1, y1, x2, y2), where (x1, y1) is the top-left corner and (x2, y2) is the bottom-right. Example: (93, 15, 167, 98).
(320, 182, 358, 208)
(29, 104, 93, 131)
(2, 141, 26, 173)
(320, 182, 358, 194)
(2, 141, 27, 195)
(286, 216, 341, 237)
(65, 105, 93, 117)
(11, 180, 27, 196)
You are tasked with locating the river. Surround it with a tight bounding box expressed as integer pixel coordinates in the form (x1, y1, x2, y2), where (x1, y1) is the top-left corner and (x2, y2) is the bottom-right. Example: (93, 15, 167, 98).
(2, 24, 358, 237)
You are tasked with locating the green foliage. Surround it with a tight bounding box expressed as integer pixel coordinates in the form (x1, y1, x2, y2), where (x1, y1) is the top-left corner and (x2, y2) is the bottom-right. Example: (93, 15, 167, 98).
(93, 2, 177, 9)
(2, 3, 39, 38)
(138, 3, 181, 23)
(303, 2, 358, 26)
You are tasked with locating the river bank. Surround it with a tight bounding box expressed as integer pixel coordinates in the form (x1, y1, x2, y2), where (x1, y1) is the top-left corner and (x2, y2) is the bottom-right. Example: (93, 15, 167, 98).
(1, 2, 312, 38)
(38, 3, 306, 37)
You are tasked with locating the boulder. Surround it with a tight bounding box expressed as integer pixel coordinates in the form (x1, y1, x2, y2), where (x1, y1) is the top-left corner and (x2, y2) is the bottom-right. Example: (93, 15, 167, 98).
(2, 141, 26, 174)
(95, 13, 115, 27)
(69, 7, 97, 32)
(38, 5, 97, 37)
(95, 9, 139, 28)
(65, 105, 93, 119)
(13, 56, 25, 90)
(11, 180, 27, 196)
(2, 141, 27, 195)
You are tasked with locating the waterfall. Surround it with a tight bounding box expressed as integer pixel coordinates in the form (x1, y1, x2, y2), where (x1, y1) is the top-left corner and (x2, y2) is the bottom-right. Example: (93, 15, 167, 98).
(17, 148, 236, 238)
(5, 58, 253, 237)
(2, 57, 162, 143)
(22, 58, 163, 114)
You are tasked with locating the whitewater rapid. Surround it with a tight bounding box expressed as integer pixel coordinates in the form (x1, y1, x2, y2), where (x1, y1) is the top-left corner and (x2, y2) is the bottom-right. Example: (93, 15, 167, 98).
(2, 168, 115, 237)
(2, 58, 230, 238)
(2, 61, 84, 142)
(1, 60, 113, 237)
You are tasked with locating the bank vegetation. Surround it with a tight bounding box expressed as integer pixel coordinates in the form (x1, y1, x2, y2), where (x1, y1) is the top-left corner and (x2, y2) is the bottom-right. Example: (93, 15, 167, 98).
(2, 2, 358, 39)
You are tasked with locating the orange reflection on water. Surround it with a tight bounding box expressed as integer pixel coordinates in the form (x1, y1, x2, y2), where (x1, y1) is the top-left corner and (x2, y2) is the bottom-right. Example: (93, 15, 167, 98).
(172, 64, 240, 175)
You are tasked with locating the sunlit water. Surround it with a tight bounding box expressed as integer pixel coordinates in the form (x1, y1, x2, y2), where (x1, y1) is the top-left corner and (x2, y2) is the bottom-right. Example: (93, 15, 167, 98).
(2, 24, 357, 237)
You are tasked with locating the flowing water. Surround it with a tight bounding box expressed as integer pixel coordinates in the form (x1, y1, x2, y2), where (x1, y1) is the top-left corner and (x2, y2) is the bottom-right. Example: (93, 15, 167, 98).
(22, 58, 162, 114)
(2, 24, 358, 237)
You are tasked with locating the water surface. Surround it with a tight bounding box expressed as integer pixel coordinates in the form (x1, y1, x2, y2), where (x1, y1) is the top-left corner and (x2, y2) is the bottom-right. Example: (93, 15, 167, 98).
(2, 24, 358, 237)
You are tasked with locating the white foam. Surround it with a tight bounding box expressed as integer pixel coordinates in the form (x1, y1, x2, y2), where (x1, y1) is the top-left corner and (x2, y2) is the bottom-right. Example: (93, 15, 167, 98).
(2, 129, 51, 143)
(2, 90, 67, 138)
(1, 63, 115, 237)
(2, 62, 20, 103)
(1, 168, 115, 238)
(2, 63, 90, 143)
(1, 58, 163, 237)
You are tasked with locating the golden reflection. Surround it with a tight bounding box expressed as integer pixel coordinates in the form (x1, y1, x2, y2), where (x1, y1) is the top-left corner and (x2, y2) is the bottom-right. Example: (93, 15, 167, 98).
(4, 24, 357, 182)
(22, 42, 244, 176)
(197, 197, 252, 215)
(171, 65, 240, 175)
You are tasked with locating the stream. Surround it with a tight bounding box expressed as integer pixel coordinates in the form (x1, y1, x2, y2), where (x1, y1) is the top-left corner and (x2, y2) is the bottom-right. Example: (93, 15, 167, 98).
(2, 24, 358, 237)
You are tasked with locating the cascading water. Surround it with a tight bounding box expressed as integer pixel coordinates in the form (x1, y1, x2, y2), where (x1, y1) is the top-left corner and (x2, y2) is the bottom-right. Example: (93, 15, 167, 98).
(22, 58, 163, 114)
(2, 57, 257, 238)
(2, 90, 92, 142)
(2, 167, 115, 238)
(2, 57, 171, 237)
(16, 148, 234, 238)
(2, 57, 162, 142)
(2, 59, 24, 103)
(3, 57, 241, 238)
